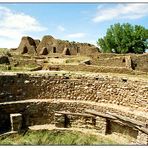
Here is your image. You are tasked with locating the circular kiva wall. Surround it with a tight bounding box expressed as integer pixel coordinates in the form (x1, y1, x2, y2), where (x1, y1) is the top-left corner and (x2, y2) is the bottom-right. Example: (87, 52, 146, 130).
(0, 73, 148, 144)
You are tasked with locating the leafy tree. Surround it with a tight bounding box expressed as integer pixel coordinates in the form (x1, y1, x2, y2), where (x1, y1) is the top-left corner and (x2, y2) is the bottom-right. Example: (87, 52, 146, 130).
(97, 23, 148, 54)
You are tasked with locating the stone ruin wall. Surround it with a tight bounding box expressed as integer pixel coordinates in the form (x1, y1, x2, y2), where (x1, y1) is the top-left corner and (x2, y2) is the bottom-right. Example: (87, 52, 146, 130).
(0, 98, 148, 144)
(90, 53, 148, 72)
(0, 73, 147, 112)
(9, 35, 148, 73)
(12, 35, 99, 56)
(0, 73, 148, 144)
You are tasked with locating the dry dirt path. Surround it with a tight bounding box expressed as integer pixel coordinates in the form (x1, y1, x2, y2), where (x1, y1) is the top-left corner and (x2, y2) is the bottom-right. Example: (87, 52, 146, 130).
(0, 70, 148, 82)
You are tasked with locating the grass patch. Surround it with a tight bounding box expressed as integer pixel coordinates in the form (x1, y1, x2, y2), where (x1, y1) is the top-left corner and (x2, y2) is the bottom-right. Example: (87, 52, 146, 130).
(0, 48, 11, 56)
(0, 64, 38, 72)
(0, 48, 8, 54)
(0, 130, 117, 145)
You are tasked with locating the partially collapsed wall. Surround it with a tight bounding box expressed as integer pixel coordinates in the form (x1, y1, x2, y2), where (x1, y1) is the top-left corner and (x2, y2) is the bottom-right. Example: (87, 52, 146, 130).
(13, 35, 99, 56)
(90, 53, 148, 72)
(15, 36, 39, 55)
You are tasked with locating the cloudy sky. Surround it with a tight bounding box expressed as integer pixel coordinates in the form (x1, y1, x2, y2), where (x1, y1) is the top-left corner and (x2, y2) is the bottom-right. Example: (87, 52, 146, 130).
(0, 3, 148, 48)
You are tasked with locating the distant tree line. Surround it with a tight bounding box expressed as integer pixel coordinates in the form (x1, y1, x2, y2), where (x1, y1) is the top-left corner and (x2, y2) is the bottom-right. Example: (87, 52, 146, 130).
(97, 23, 148, 54)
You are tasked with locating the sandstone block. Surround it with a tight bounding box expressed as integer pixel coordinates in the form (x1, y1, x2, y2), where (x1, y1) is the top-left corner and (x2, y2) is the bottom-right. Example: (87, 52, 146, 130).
(136, 131, 148, 145)
(95, 116, 107, 135)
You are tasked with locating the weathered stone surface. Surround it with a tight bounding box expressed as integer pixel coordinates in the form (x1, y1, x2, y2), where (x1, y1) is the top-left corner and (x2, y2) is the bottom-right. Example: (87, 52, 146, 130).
(125, 56, 132, 69)
(14, 35, 99, 56)
(136, 131, 148, 145)
(95, 116, 107, 134)
(0, 73, 148, 144)
(16, 36, 38, 55)
(34, 39, 40, 47)
(55, 111, 95, 129)
(54, 113, 65, 128)
(0, 74, 147, 113)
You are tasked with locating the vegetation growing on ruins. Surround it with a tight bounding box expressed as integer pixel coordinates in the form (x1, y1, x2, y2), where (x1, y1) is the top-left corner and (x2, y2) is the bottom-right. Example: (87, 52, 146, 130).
(0, 130, 117, 145)
(0, 48, 10, 56)
(97, 23, 148, 54)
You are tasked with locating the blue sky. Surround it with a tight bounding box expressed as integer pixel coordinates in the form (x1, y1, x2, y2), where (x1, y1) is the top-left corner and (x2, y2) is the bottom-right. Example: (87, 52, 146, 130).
(0, 3, 148, 48)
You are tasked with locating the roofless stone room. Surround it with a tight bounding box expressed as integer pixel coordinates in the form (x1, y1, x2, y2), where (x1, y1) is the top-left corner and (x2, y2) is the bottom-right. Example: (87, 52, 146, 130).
(0, 3, 148, 145)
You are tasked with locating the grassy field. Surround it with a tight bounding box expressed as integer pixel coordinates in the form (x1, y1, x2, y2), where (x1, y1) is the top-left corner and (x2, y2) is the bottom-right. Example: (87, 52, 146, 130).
(0, 130, 117, 145)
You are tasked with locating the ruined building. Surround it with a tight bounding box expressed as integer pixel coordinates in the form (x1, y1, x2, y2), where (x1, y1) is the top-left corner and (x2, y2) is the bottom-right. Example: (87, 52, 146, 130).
(12, 35, 99, 56)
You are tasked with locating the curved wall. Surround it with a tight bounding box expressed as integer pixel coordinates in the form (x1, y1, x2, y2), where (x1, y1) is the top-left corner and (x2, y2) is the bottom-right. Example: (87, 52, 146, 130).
(0, 72, 148, 144)
(0, 73, 147, 112)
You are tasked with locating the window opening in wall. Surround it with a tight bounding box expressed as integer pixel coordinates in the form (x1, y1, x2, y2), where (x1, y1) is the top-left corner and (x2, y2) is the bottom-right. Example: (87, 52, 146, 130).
(122, 58, 126, 63)
(65, 115, 71, 128)
(0, 114, 11, 134)
(77, 47, 80, 53)
(22, 46, 28, 54)
(106, 119, 111, 135)
(53, 47, 56, 53)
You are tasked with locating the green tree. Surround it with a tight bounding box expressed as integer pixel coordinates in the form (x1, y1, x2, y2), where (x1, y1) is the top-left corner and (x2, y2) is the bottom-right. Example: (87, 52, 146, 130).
(97, 23, 148, 54)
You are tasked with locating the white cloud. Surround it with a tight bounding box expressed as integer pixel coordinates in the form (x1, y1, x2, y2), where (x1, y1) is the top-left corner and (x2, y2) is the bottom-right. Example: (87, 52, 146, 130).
(97, 5, 105, 10)
(57, 25, 65, 32)
(0, 6, 47, 48)
(0, 37, 20, 49)
(93, 4, 148, 23)
(67, 33, 85, 38)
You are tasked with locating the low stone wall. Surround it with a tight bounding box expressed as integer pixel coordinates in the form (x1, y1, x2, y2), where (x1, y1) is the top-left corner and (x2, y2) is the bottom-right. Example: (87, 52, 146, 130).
(91, 53, 148, 72)
(54, 111, 96, 129)
(44, 64, 134, 74)
(131, 54, 148, 72)
(0, 99, 147, 144)
(1, 100, 148, 129)
(109, 121, 138, 139)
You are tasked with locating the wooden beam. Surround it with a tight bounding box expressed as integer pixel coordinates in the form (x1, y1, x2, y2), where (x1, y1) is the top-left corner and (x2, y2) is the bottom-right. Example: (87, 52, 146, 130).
(55, 110, 148, 135)
(106, 112, 146, 128)
(85, 109, 148, 135)
(135, 126, 148, 135)
(84, 109, 116, 120)
(55, 111, 95, 118)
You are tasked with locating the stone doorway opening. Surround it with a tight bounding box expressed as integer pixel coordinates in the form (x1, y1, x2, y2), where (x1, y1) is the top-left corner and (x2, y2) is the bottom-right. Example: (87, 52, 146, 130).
(53, 47, 56, 53)
(0, 113, 11, 134)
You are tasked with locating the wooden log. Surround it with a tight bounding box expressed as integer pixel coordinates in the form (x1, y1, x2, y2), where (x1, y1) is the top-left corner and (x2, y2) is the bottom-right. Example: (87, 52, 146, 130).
(106, 112, 146, 128)
(85, 110, 148, 135)
(55, 111, 95, 118)
(113, 119, 139, 131)
(84, 109, 117, 120)
(135, 126, 148, 135)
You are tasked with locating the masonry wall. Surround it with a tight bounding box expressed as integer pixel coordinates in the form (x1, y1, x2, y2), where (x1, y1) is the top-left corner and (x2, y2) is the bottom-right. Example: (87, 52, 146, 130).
(109, 121, 138, 139)
(91, 53, 148, 72)
(0, 99, 147, 143)
(0, 72, 148, 144)
(92, 55, 126, 68)
(131, 54, 148, 72)
(0, 73, 147, 112)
